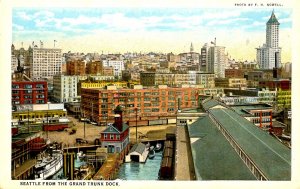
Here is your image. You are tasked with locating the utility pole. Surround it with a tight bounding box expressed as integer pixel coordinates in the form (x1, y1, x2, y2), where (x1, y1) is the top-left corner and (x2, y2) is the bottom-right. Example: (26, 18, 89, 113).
(91, 101, 93, 122)
(135, 108, 138, 144)
(84, 112, 86, 139)
(27, 109, 30, 133)
(46, 111, 49, 138)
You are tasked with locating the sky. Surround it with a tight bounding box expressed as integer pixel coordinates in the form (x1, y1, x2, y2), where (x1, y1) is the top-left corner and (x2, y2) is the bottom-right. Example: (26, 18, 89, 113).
(12, 8, 292, 62)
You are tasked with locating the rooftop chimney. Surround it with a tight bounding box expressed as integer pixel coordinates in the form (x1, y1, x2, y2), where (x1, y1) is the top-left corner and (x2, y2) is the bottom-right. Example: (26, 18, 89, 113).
(113, 105, 123, 132)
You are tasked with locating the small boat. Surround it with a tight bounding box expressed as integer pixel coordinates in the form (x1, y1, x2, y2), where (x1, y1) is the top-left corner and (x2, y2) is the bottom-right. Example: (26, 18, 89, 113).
(148, 145, 155, 159)
(77, 151, 86, 160)
(148, 149, 155, 159)
(155, 143, 162, 151)
(149, 146, 154, 151)
(145, 142, 150, 149)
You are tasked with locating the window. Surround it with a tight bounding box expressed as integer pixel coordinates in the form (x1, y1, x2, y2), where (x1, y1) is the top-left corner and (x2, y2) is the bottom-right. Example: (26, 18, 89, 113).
(25, 84, 32, 89)
(12, 84, 19, 89)
(104, 134, 107, 139)
(116, 135, 120, 140)
(110, 134, 114, 140)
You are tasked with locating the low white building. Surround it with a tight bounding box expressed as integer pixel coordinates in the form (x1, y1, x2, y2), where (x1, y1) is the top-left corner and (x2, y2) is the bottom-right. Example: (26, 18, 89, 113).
(125, 143, 149, 163)
(102, 60, 124, 78)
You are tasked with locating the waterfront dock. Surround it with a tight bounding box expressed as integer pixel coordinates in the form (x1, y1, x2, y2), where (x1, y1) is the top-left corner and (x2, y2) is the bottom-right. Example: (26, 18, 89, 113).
(93, 153, 120, 180)
(174, 125, 195, 180)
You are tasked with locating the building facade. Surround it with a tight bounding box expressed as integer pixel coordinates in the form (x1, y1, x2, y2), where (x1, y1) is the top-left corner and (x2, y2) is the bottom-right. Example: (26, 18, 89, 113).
(81, 85, 198, 125)
(100, 107, 130, 155)
(102, 60, 124, 78)
(225, 69, 245, 78)
(215, 78, 247, 88)
(12, 81, 48, 107)
(140, 72, 215, 88)
(66, 60, 86, 76)
(53, 75, 115, 103)
(207, 45, 226, 78)
(30, 47, 62, 80)
(256, 11, 281, 69)
(86, 61, 103, 75)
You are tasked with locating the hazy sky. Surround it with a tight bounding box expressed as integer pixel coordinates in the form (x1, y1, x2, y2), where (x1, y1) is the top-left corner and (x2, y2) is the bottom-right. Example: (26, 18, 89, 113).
(12, 8, 292, 62)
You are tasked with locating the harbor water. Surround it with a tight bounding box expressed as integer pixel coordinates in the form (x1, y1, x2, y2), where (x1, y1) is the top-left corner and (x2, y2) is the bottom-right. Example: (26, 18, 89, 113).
(117, 151, 163, 180)
(51, 155, 86, 180)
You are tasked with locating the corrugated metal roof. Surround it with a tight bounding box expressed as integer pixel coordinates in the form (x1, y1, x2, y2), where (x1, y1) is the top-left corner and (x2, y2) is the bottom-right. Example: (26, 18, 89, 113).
(202, 99, 223, 111)
(188, 116, 256, 180)
(129, 143, 146, 155)
(209, 108, 291, 180)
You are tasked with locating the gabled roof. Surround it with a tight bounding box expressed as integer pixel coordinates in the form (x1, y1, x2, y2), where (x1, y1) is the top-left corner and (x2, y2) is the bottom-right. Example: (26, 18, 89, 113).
(128, 143, 146, 155)
(202, 99, 225, 111)
(209, 108, 291, 180)
(267, 11, 280, 25)
(188, 116, 256, 180)
(102, 123, 129, 134)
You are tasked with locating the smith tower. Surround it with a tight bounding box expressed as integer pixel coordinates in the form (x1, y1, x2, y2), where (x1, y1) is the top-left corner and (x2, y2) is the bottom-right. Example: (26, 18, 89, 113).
(256, 10, 281, 69)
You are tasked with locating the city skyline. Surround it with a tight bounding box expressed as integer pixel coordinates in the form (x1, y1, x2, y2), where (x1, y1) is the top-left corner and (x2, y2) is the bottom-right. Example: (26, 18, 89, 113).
(13, 8, 292, 62)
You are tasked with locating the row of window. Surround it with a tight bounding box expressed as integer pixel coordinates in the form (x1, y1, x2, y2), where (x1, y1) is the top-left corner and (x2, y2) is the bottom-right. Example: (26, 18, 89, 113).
(103, 134, 120, 140)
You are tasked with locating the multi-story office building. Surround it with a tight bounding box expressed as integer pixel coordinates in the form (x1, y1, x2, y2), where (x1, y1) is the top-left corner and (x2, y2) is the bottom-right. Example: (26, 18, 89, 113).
(200, 43, 209, 72)
(102, 66, 114, 76)
(86, 61, 103, 75)
(53, 75, 115, 103)
(258, 79, 291, 90)
(53, 75, 81, 103)
(207, 45, 226, 78)
(81, 85, 198, 125)
(30, 46, 62, 80)
(225, 69, 245, 78)
(215, 78, 247, 88)
(230, 104, 273, 129)
(66, 60, 86, 75)
(102, 60, 124, 78)
(140, 72, 215, 88)
(256, 11, 281, 69)
(12, 81, 48, 108)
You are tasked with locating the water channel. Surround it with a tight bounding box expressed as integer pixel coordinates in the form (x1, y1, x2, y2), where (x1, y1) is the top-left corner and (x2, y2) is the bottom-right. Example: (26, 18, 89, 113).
(52, 149, 163, 180)
(117, 151, 163, 180)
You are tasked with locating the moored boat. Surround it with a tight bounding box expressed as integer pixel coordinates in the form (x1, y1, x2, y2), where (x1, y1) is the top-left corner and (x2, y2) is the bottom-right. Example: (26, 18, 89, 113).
(34, 149, 63, 180)
(155, 143, 162, 151)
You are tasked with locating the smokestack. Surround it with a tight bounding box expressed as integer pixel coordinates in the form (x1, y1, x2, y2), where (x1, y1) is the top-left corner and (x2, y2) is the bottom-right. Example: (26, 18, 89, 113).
(113, 106, 123, 132)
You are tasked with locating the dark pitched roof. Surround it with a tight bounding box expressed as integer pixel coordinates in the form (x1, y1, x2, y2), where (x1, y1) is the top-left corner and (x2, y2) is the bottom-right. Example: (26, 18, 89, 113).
(267, 11, 280, 25)
(102, 123, 129, 134)
(188, 116, 256, 180)
(209, 108, 291, 180)
(202, 99, 224, 111)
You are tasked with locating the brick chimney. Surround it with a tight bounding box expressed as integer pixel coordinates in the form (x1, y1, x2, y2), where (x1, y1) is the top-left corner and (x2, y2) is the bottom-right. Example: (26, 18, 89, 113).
(113, 105, 123, 132)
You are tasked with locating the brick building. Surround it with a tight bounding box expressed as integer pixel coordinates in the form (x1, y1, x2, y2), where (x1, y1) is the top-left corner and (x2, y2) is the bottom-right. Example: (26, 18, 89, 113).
(259, 79, 291, 90)
(11, 132, 46, 179)
(12, 81, 48, 108)
(66, 60, 86, 75)
(140, 72, 215, 88)
(225, 69, 245, 78)
(86, 61, 103, 75)
(81, 85, 198, 125)
(215, 78, 247, 88)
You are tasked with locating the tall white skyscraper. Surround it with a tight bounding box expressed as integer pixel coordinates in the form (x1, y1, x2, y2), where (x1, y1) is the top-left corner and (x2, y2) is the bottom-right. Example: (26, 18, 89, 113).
(256, 11, 281, 69)
(207, 44, 226, 78)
